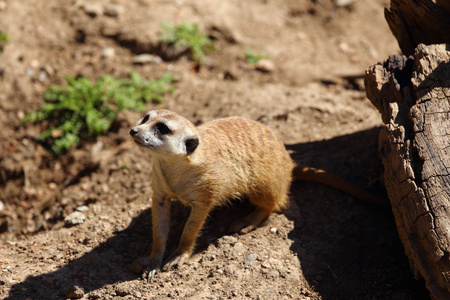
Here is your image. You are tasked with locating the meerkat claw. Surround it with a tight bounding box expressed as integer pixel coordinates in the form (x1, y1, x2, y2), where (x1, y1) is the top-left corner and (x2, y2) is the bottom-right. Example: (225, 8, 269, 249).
(131, 256, 161, 281)
(162, 252, 190, 271)
(143, 267, 158, 282)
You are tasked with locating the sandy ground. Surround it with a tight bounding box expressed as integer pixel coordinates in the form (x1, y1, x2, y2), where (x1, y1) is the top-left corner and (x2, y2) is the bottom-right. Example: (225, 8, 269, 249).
(0, 0, 431, 299)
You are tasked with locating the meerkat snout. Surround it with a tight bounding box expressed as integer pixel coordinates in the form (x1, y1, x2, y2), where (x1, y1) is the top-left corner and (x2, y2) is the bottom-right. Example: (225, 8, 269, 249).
(129, 127, 139, 136)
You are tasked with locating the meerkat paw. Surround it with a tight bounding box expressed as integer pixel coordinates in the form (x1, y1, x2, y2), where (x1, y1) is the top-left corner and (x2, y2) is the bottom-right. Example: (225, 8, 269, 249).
(228, 219, 258, 234)
(162, 251, 191, 271)
(142, 265, 160, 281)
(131, 256, 161, 281)
(229, 207, 272, 234)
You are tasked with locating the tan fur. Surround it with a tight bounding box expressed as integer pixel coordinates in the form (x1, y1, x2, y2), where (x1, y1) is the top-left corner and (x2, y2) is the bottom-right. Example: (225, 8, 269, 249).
(129, 109, 384, 279)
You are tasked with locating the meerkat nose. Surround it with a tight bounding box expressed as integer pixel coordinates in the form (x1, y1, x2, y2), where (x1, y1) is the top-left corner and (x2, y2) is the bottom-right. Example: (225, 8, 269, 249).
(129, 128, 139, 136)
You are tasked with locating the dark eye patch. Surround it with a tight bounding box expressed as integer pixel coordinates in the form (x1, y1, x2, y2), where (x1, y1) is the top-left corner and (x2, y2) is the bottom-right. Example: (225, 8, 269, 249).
(155, 122, 171, 135)
(140, 114, 150, 124)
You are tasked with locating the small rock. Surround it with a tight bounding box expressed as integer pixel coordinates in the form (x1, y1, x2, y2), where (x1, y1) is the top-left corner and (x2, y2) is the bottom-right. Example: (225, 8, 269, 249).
(83, 3, 103, 17)
(48, 182, 58, 190)
(30, 59, 40, 69)
(26, 68, 35, 78)
(335, 0, 356, 7)
(245, 253, 258, 269)
(50, 129, 64, 139)
(101, 47, 115, 59)
(261, 260, 271, 269)
(132, 54, 162, 65)
(65, 285, 84, 298)
(269, 227, 278, 234)
(0, 200, 4, 211)
(101, 184, 109, 193)
(64, 211, 86, 226)
(76, 205, 89, 212)
(114, 226, 124, 233)
(17, 110, 25, 120)
(233, 242, 246, 256)
(92, 203, 102, 214)
(224, 264, 238, 276)
(115, 285, 130, 296)
(255, 59, 275, 73)
(42, 64, 54, 76)
(103, 4, 124, 17)
(37, 70, 47, 82)
(338, 42, 350, 53)
(80, 182, 90, 191)
(217, 235, 237, 247)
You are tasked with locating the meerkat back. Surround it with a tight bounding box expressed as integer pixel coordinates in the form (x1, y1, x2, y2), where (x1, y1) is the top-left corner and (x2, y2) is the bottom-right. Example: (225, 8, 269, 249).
(198, 117, 295, 215)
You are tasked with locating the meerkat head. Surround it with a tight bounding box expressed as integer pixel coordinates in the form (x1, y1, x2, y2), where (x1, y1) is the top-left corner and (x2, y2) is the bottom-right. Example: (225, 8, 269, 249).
(129, 110, 199, 157)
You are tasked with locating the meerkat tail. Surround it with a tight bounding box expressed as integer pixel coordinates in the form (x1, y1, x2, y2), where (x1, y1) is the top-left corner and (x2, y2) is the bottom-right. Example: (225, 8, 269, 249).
(293, 165, 388, 208)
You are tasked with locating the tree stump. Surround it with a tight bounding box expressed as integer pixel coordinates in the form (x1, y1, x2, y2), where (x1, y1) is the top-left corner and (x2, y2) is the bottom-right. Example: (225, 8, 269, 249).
(385, 0, 450, 56)
(365, 44, 450, 300)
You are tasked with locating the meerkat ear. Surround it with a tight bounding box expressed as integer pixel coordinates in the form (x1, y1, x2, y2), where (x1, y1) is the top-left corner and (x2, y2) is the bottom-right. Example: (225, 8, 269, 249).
(184, 137, 199, 155)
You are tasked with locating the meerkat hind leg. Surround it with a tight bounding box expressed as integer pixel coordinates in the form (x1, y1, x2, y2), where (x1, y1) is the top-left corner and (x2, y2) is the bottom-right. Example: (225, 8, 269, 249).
(229, 206, 273, 234)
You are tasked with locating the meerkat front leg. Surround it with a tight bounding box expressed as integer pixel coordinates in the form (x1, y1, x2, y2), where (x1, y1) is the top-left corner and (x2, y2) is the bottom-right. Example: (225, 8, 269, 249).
(162, 199, 213, 271)
(131, 194, 171, 280)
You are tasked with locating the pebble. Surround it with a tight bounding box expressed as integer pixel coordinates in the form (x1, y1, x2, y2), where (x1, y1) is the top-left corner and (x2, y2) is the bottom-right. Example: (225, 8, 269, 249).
(89, 291, 102, 299)
(255, 59, 275, 73)
(104, 4, 125, 17)
(64, 211, 86, 226)
(270, 227, 278, 234)
(83, 3, 103, 17)
(48, 182, 58, 190)
(38, 70, 47, 82)
(233, 242, 246, 256)
(0, 200, 4, 211)
(261, 260, 271, 269)
(115, 285, 130, 296)
(101, 47, 115, 59)
(245, 253, 258, 269)
(336, 0, 356, 7)
(132, 54, 162, 65)
(76, 205, 89, 212)
(217, 235, 237, 247)
(92, 203, 102, 214)
(65, 285, 84, 298)
(26, 68, 34, 78)
(42, 64, 54, 76)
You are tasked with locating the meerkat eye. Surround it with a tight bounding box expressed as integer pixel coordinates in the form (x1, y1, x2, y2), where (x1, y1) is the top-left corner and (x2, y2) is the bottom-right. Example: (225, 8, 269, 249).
(155, 122, 172, 135)
(140, 114, 150, 124)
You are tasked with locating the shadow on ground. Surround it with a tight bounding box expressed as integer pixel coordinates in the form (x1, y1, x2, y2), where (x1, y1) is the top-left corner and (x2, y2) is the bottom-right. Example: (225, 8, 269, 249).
(286, 126, 430, 300)
(6, 127, 430, 299)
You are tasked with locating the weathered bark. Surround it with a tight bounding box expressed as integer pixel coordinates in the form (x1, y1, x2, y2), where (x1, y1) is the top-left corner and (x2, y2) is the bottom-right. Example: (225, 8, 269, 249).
(365, 44, 450, 300)
(385, 0, 450, 56)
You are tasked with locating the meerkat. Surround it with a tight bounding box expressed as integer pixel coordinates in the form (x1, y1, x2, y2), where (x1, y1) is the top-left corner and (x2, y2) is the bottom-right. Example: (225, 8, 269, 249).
(129, 109, 385, 279)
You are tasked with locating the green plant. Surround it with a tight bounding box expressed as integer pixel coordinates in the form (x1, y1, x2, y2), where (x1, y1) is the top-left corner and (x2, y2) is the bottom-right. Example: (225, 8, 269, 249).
(24, 71, 174, 155)
(0, 32, 9, 42)
(0, 32, 9, 54)
(243, 50, 268, 65)
(160, 22, 215, 62)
